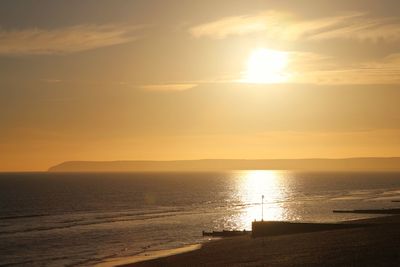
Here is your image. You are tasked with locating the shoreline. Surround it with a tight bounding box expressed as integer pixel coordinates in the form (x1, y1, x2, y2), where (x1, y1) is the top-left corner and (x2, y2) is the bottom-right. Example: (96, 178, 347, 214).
(95, 244, 202, 267)
(97, 217, 368, 266)
(119, 214, 400, 267)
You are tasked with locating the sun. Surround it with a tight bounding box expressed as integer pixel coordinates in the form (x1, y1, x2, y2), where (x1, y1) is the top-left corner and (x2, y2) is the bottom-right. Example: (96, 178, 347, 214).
(243, 48, 290, 84)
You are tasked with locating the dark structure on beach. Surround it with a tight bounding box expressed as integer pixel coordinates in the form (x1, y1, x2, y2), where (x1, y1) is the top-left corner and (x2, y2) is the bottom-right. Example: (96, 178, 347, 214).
(251, 220, 367, 238)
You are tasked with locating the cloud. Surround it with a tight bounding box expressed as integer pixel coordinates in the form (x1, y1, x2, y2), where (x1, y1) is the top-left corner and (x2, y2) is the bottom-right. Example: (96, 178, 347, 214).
(236, 49, 400, 85)
(190, 11, 400, 42)
(140, 83, 198, 91)
(0, 24, 141, 55)
(41, 79, 63, 83)
(307, 16, 400, 42)
(137, 52, 400, 87)
(291, 53, 400, 84)
(189, 11, 285, 39)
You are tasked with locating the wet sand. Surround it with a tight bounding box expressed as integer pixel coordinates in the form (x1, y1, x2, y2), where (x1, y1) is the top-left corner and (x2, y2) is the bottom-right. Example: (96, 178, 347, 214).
(121, 215, 400, 267)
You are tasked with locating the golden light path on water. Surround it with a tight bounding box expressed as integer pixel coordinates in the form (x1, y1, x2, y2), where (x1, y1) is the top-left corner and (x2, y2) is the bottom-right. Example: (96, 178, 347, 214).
(227, 170, 294, 230)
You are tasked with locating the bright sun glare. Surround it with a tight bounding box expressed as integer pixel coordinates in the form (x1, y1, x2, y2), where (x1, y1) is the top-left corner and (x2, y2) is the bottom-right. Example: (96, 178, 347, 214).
(243, 48, 290, 84)
(224, 170, 289, 230)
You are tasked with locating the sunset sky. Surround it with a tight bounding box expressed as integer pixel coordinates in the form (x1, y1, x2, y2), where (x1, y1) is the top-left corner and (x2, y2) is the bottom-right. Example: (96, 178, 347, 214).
(1, 0, 400, 171)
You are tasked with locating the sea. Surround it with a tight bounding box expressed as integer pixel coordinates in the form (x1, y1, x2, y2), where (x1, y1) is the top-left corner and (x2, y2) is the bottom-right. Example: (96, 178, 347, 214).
(1, 171, 400, 266)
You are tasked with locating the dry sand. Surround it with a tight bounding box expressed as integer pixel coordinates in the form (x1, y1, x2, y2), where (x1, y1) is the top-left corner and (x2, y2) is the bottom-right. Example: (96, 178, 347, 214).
(121, 215, 400, 267)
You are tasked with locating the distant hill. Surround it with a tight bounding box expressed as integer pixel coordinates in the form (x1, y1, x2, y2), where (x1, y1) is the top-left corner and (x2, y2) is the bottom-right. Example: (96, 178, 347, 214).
(48, 158, 400, 172)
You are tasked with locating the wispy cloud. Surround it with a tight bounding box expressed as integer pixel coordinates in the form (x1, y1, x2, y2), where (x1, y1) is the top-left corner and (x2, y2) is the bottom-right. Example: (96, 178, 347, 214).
(41, 79, 63, 83)
(140, 83, 198, 91)
(292, 53, 400, 84)
(139, 52, 400, 87)
(189, 11, 284, 39)
(0, 24, 141, 55)
(190, 11, 400, 42)
(138, 52, 400, 88)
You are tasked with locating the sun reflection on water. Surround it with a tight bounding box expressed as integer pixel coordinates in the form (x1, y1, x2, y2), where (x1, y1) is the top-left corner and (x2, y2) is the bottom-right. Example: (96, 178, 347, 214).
(233, 170, 289, 230)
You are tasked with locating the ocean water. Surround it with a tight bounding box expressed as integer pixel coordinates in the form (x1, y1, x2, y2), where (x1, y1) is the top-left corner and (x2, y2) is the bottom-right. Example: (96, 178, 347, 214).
(1, 171, 400, 266)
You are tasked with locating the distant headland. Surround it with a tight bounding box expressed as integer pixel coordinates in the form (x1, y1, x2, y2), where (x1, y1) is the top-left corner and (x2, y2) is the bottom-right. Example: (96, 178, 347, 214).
(48, 157, 400, 172)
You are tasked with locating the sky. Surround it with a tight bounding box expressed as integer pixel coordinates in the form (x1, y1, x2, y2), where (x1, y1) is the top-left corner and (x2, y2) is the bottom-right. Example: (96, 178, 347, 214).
(1, 0, 400, 171)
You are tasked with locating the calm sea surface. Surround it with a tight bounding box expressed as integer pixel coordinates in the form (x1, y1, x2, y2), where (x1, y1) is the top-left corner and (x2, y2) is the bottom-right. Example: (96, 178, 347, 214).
(1, 171, 400, 266)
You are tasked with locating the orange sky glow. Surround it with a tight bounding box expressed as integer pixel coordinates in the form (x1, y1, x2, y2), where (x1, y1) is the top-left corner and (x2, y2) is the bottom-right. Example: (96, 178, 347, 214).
(1, 0, 400, 171)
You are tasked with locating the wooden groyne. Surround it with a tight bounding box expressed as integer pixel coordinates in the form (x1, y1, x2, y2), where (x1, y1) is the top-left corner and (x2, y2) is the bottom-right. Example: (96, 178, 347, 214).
(251, 221, 367, 238)
(202, 221, 368, 238)
(333, 208, 400, 214)
(202, 230, 251, 237)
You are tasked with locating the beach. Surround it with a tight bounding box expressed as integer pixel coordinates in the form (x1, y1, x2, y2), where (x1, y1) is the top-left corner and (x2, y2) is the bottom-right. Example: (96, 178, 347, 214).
(122, 215, 400, 267)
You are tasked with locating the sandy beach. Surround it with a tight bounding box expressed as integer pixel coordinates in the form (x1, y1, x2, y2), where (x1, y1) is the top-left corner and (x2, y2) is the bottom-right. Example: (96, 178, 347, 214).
(96, 245, 201, 267)
(121, 215, 400, 267)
